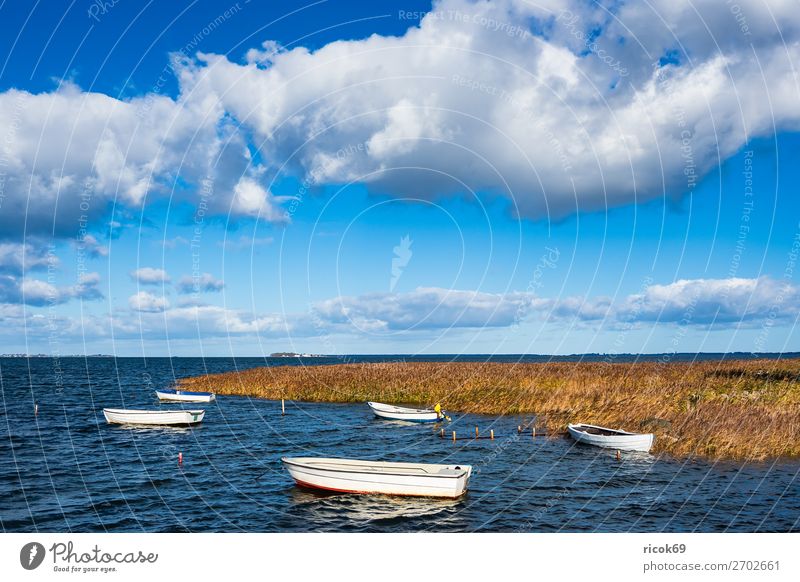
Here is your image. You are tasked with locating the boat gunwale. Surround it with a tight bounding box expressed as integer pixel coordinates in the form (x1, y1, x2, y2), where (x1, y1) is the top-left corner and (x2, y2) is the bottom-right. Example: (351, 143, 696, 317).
(282, 457, 469, 479)
(367, 401, 436, 415)
(103, 408, 205, 415)
(568, 423, 651, 437)
(156, 389, 215, 397)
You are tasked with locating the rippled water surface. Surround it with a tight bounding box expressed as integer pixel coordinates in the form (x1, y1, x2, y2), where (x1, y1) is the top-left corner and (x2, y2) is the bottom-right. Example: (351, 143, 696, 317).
(1, 357, 799, 532)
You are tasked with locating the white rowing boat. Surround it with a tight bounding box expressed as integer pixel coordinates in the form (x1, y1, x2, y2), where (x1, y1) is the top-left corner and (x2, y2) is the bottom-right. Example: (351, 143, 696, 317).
(568, 423, 654, 452)
(282, 457, 472, 498)
(103, 408, 206, 426)
(367, 401, 442, 422)
(155, 388, 216, 403)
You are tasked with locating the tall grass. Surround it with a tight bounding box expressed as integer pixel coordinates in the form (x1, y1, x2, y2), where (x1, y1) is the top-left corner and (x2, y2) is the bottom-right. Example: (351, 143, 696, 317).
(179, 358, 800, 460)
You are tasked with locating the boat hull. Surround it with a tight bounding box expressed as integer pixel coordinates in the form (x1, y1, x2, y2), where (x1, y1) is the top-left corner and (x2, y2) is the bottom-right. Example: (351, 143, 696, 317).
(367, 401, 441, 423)
(103, 408, 206, 426)
(155, 389, 216, 403)
(282, 457, 471, 498)
(568, 424, 654, 452)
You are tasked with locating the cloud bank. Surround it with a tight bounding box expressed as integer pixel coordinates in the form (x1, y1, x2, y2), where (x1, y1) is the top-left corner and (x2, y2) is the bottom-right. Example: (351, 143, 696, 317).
(7, 276, 797, 342)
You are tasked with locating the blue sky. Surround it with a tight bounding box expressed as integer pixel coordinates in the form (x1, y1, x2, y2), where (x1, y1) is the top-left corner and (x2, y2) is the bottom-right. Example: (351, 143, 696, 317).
(0, 0, 798, 355)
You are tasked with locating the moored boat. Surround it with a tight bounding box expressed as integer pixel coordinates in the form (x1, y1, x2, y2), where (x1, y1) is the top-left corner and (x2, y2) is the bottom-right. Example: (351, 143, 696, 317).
(367, 401, 442, 422)
(155, 388, 216, 403)
(567, 423, 654, 452)
(282, 457, 472, 498)
(103, 408, 206, 426)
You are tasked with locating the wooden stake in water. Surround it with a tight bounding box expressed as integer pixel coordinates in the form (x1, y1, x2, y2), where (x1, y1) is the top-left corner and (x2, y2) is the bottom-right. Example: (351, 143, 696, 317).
(490, 429, 494, 440)
(452, 430, 456, 443)
(34, 403, 38, 416)
(440, 428, 445, 438)
(281, 399, 285, 415)
(532, 427, 536, 438)
(616, 450, 621, 461)
(178, 452, 183, 465)
(517, 425, 521, 433)
(475, 426, 479, 438)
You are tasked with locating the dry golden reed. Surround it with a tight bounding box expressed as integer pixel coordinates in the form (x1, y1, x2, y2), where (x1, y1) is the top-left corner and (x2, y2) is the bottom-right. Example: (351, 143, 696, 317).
(179, 358, 800, 460)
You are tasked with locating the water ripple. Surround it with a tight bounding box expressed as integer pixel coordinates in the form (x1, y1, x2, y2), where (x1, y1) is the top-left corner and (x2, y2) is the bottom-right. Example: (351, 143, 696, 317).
(1, 357, 799, 532)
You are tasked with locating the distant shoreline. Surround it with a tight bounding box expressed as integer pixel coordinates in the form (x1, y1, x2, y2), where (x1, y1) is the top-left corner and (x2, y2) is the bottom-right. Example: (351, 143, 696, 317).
(179, 357, 800, 461)
(2, 352, 799, 360)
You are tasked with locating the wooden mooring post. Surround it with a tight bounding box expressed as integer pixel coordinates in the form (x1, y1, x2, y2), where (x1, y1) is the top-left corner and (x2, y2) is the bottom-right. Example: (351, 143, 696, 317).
(434, 426, 565, 442)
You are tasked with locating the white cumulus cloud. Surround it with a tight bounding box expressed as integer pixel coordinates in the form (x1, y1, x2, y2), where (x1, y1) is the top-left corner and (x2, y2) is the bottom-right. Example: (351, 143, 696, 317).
(176, 0, 800, 219)
(129, 291, 170, 313)
(1, 0, 797, 241)
(176, 273, 225, 294)
(616, 276, 799, 325)
(131, 267, 171, 285)
(0, 271, 102, 306)
(0, 242, 56, 274)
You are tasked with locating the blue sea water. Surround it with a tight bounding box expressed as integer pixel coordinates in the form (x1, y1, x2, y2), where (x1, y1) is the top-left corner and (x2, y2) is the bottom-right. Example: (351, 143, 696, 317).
(1, 355, 798, 532)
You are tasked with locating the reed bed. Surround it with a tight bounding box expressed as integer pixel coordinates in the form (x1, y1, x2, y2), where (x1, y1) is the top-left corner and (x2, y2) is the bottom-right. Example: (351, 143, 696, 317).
(179, 358, 800, 460)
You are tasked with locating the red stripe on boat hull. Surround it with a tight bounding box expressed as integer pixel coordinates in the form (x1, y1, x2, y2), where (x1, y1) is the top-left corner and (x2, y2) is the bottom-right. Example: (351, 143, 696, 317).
(290, 478, 466, 498)
(293, 478, 376, 495)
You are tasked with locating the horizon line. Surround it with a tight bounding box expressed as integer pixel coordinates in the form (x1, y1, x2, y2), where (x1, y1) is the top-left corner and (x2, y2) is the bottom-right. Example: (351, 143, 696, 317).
(2, 351, 798, 358)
